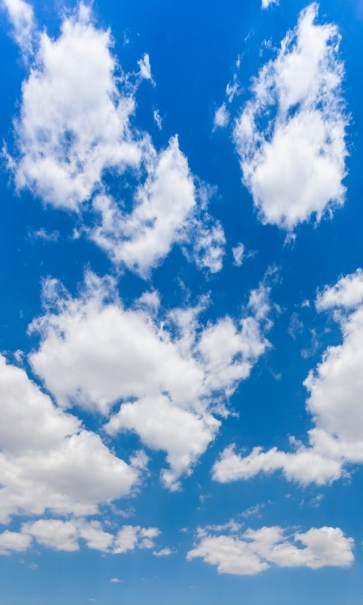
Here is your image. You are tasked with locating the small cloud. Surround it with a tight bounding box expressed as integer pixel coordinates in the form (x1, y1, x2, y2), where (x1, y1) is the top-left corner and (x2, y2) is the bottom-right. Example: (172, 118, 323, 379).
(310, 494, 324, 508)
(232, 243, 245, 267)
(288, 312, 304, 340)
(284, 232, 297, 246)
(226, 79, 240, 102)
(241, 503, 264, 518)
(29, 228, 59, 242)
(110, 577, 120, 583)
(138, 53, 154, 83)
(153, 109, 162, 130)
(261, 0, 278, 8)
(29, 562, 38, 569)
(153, 548, 174, 557)
(213, 103, 229, 130)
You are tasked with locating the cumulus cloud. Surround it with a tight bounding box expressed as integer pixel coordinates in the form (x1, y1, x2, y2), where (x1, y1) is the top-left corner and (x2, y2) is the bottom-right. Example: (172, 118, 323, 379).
(316, 269, 363, 311)
(90, 143, 226, 277)
(12, 5, 145, 211)
(90, 137, 195, 277)
(187, 524, 354, 575)
(0, 530, 32, 555)
(0, 520, 159, 555)
(213, 269, 363, 487)
(234, 3, 347, 230)
(7, 3, 225, 276)
(0, 354, 142, 523)
(0, 0, 34, 53)
(28, 272, 271, 490)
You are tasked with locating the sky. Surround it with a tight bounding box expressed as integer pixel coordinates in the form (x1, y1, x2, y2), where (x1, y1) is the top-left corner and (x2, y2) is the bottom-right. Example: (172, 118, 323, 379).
(0, 0, 363, 603)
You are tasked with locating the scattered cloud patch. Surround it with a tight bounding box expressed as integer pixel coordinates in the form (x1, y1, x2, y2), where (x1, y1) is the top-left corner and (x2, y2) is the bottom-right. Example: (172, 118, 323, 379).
(232, 243, 245, 267)
(234, 3, 347, 230)
(187, 524, 354, 575)
(213, 269, 363, 486)
(138, 53, 153, 82)
(213, 103, 230, 130)
(153, 547, 173, 557)
(261, 0, 278, 9)
(0, 520, 160, 555)
(90, 137, 222, 277)
(153, 109, 162, 130)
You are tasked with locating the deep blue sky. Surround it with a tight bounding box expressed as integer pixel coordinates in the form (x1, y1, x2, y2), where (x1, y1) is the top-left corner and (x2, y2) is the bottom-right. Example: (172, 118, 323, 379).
(0, 0, 363, 603)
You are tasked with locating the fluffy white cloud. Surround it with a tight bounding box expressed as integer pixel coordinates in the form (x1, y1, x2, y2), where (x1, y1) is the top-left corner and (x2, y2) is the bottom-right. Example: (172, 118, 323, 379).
(0, 530, 32, 555)
(213, 269, 363, 486)
(234, 3, 347, 230)
(7, 4, 225, 276)
(28, 272, 271, 489)
(0, 0, 34, 53)
(90, 137, 196, 277)
(187, 524, 354, 575)
(0, 520, 159, 555)
(0, 354, 142, 523)
(113, 525, 160, 553)
(12, 5, 145, 211)
(316, 269, 363, 311)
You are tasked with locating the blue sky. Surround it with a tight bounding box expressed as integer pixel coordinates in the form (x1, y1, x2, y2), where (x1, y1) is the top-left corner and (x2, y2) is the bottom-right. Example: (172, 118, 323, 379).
(0, 0, 363, 603)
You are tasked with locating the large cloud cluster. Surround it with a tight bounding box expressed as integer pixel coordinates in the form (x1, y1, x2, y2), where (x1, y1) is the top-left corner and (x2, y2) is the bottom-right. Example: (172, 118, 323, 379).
(4, 2, 225, 277)
(28, 272, 271, 490)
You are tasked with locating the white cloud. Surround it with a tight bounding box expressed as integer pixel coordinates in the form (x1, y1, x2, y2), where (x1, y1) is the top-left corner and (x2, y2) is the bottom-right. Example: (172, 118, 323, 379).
(0, 520, 159, 555)
(234, 3, 347, 230)
(7, 4, 225, 277)
(138, 53, 153, 81)
(12, 5, 146, 211)
(232, 243, 245, 267)
(213, 269, 363, 487)
(213, 103, 230, 130)
(0, 0, 34, 53)
(0, 530, 32, 555)
(187, 524, 354, 575)
(90, 137, 196, 277)
(90, 140, 226, 277)
(261, 0, 278, 9)
(153, 547, 173, 556)
(113, 525, 160, 553)
(105, 395, 220, 491)
(153, 109, 162, 130)
(0, 354, 141, 523)
(316, 269, 363, 311)
(28, 272, 271, 489)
